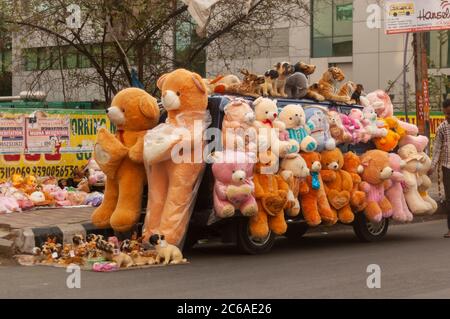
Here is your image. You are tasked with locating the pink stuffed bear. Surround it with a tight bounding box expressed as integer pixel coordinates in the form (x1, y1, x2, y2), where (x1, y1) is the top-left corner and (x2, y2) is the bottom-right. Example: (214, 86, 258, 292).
(348, 109, 370, 143)
(211, 151, 258, 218)
(365, 90, 429, 152)
(340, 113, 361, 144)
(386, 153, 413, 222)
(221, 98, 257, 153)
(359, 150, 394, 223)
(0, 196, 21, 214)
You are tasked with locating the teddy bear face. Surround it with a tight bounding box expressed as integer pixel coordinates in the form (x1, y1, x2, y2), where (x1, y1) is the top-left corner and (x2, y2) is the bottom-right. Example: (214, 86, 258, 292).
(278, 104, 306, 129)
(327, 111, 343, 128)
(253, 97, 278, 122)
(301, 152, 322, 173)
(211, 151, 255, 184)
(360, 150, 393, 185)
(157, 68, 208, 117)
(320, 148, 344, 171)
(366, 90, 393, 118)
(223, 99, 255, 125)
(362, 105, 377, 123)
(343, 152, 364, 174)
(107, 88, 160, 131)
(255, 151, 279, 175)
(281, 155, 310, 178)
(349, 109, 363, 122)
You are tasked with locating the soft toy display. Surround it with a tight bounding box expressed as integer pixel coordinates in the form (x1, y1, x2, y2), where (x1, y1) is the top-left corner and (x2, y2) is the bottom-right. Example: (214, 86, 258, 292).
(299, 152, 337, 226)
(91, 88, 160, 232)
(252, 97, 292, 157)
(417, 152, 438, 214)
(214, 69, 265, 98)
(327, 110, 352, 145)
(348, 109, 370, 143)
(340, 113, 361, 144)
(372, 119, 402, 152)
(285, 62, 319, 100)
(342, 152, 366, 212)
(279, 154, 310, 217)
(221, 98, 257, 153)
(278, 104, 317, 153)
(360, 101, 388, 139)
(250, 151, 289, 239)
(309, 67, 351, 104)
(338, 81, 357, 104)
(359, 150, 394, 223)
(397, 145, 433, 215)
(305, 107, 336, 152)
(204, 74, 241, 95)
(211, 151, 258, 218)
(320, 148, 355, 224)
(143, 69, 209, 247)
(385, 153, 413, 222)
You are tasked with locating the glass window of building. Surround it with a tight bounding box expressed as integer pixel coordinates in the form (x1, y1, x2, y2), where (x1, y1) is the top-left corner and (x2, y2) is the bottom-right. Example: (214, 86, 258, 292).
(311, 0, 353, 58)
(427, 31, 450, 69)
(23, 49, 38, 71)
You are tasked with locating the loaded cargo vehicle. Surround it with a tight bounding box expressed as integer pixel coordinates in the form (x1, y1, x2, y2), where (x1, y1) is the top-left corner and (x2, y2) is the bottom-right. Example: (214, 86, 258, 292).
(177, 94, 389, 255)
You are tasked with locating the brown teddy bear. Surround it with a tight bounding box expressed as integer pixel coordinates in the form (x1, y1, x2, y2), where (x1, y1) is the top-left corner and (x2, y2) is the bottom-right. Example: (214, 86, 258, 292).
(342, 152, 367, 212)
(143, 69, 209, 247)
(299, 152, 337, 226)
(249, 151, 289, 239)
(320, 148, 355, 224)
(91, 88, 160, 232)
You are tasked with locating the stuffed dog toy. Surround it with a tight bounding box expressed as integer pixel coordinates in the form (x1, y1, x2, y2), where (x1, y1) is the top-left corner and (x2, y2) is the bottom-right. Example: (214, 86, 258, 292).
(149, 234, 187, 265)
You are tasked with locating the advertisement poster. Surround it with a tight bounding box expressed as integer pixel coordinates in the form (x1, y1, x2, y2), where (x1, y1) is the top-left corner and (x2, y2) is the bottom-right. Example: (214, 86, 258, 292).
(385, 0, 450, 34)
(0, 109, 111, 181)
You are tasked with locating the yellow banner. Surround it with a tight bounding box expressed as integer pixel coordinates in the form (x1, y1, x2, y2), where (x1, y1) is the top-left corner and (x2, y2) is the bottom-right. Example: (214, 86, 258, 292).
(0, 109, 111, 181)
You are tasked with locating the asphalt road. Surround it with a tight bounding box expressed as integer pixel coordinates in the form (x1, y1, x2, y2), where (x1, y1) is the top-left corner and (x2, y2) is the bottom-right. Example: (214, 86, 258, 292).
(1, 220, 449, 299)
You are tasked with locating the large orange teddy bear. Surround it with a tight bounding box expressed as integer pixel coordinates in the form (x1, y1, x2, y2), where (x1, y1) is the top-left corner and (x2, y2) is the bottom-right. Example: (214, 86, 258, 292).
(320, 148, 355, 224)
(143, 69, 209, 247)
(91, 88, 160, 232)
(299, 152, 337, 226)
(250, 151, 289, 239)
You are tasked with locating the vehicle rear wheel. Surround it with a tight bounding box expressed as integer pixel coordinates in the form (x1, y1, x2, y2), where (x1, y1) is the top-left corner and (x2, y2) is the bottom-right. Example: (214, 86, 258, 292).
(236, 218, 275, 254)
(285, 222, 309, 241)
(353, 213, 389, 242)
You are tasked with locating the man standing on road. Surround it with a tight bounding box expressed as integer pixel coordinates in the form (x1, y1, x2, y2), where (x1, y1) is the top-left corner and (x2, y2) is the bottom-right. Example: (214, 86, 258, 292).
(430, 99, 450, 238)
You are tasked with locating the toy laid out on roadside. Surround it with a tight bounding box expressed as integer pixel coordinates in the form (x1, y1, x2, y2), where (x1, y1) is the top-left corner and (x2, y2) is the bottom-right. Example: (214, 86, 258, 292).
(143, 69, 210, 247)
(211, 151, 258, 218)
(359, 150, 394, 223)
(149, 234, 187, 265)
(91, 88, 160, 233)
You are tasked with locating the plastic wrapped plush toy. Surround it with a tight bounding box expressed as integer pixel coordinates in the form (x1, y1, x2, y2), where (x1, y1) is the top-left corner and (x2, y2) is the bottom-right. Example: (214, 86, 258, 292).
(305, 107, 336, 152)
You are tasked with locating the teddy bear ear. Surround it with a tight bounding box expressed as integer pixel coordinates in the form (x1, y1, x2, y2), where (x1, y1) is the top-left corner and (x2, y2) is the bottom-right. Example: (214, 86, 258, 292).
(191, 73, 207, 94)
(253, 97, 263, 106)
(139, 94, 160, 122)
(361, 157, 371, 167)
(157, 73, 168, 90)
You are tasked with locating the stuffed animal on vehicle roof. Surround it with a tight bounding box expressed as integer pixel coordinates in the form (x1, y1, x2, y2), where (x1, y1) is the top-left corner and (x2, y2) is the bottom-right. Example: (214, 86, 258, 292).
(143, 68, 210, 247)
(417, 151, 438, 214)
(338, 81, 358, 104)
(204, 74, 241, 95)
(327, 110, 352, 145)
(91, 88, 160, 233)
(278, 104, 318, 153)
(214, 69, 265, 98)
(309, 67, 351, 104)
(342, 152, 366, 213)
(211, 151, 258, 219)
(305, 107, 336, 152)
(320, 148, 355, 224)
(252, 97, 292, 158)
(279, 154, 310, 217)
(261, 69, 279, 97)
(359, 150, 394, 223)
(385, 153, 413, 223)
(273, 62, 295, 98)
(285, 62, 311, 100)
(221, 98, 257, 153)
(299, 151, 337, 226)
(249, 151, 289, 239)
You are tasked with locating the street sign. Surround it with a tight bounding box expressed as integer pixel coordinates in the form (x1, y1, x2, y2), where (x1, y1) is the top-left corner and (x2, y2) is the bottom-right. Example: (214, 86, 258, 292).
(385, 0, 450, 34)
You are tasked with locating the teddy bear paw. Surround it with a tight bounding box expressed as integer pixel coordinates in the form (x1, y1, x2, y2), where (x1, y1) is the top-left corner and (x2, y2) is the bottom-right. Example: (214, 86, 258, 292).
(221, 205, 236, 218)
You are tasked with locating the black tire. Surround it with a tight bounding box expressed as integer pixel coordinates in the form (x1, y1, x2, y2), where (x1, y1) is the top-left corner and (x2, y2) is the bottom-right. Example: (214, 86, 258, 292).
(352, 213, 389, 242)
(236, 218, 275, 254)
(285, 222, 309, 241)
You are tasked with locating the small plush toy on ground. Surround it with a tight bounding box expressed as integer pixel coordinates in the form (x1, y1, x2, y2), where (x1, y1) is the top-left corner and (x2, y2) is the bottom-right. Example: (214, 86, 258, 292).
(150, 234, 187, 265)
